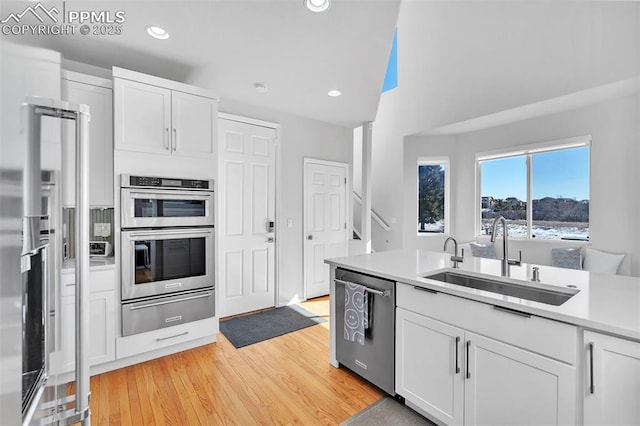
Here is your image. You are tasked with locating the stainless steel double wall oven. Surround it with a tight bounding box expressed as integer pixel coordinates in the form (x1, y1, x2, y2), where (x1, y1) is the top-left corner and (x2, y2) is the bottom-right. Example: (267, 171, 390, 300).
(120, 175, 215, 336)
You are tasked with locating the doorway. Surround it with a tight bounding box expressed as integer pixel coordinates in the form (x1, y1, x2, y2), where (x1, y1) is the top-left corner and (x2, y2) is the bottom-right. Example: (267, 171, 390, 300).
(303, 159, 349, 299)
(218, 115, 278, 317)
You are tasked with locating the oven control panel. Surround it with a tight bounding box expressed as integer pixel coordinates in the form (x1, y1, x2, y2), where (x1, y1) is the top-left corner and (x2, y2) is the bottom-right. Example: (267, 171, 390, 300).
(123, 175, 213, 191)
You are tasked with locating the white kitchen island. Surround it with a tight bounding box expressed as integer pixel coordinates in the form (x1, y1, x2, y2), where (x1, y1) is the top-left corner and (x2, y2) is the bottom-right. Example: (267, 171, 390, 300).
(326, 249, 640, 426)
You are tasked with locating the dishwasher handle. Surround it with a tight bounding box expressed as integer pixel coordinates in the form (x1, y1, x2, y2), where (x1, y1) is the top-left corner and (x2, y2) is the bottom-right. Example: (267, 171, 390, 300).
(334, 278, 391, 297)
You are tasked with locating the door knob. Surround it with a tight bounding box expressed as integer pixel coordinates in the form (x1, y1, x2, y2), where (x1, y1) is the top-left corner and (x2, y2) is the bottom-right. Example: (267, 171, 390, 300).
(266, 237, 275, 243)
(307, 235, 313, 240)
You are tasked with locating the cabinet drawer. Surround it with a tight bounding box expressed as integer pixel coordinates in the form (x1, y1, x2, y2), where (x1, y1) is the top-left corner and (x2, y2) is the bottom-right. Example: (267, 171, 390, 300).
(90, 269, 116, 292)
(397, 282, 577, 364)
(61, 270, 76, 296)
(116, 317, 217, 360)
(121, 289, 215, 336)
(60, 268, 115, 296)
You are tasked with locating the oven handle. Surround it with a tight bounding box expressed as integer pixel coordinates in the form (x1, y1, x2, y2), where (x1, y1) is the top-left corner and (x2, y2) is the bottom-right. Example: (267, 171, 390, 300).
(124, 228, 213, 238)
(125, 189, 213, 199)
(128, 292, 213, 310)
(333, 278, 390, 297)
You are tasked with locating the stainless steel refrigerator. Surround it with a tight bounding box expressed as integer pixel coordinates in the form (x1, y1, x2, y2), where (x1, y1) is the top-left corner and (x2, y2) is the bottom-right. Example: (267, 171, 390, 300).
(1, 44, 93, 426)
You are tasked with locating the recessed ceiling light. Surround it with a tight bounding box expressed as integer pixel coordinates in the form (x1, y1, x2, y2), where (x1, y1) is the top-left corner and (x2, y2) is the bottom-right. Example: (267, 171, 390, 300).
(304, 0, 330, 13)
(146, 26, 169, 40)
(254, 83, 269, 93)
(328, 89, 341, 97)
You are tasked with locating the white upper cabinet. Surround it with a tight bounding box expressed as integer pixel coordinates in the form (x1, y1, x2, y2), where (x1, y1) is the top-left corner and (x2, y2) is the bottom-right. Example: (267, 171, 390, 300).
(170, 91, 217, 157)
(113, 79, 172, 155)
(62, 72, 114, 207)
(113, 68, 218, 159)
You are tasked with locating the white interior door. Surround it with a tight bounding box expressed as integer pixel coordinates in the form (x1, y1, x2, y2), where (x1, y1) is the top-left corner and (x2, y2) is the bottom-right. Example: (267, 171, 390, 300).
(304, 160, 348, 299)
(218, 118, 276, 317)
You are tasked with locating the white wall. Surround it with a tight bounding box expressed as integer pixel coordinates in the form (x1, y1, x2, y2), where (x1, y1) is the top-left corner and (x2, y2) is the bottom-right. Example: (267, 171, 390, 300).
(404, 94, 640, 275)
(372, 1, 640, 255)
(219, 98, 353, 305)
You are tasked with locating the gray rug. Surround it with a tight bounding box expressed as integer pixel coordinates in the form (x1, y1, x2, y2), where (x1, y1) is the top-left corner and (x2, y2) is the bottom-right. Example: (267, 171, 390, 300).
(220, 305, 326, 348)
(341, 397, 435, 426)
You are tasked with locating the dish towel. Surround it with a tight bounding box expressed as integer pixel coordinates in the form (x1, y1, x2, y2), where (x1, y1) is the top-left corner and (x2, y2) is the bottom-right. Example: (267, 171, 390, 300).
(344, 282, 368, 345)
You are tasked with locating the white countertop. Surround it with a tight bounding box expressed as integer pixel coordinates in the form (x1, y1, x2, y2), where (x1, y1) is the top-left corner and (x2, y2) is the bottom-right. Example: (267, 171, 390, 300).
(62, 256, 116, 272)
(326, 249, 640, 341)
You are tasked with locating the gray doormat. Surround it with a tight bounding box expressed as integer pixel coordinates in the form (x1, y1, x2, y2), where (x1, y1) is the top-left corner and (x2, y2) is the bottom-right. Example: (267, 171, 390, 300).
(220, 305, 326, 348)
(341, 397, 435, 426)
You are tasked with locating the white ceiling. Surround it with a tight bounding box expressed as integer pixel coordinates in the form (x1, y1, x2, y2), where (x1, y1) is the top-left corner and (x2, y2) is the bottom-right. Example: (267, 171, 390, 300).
(4, 0, 401, 128)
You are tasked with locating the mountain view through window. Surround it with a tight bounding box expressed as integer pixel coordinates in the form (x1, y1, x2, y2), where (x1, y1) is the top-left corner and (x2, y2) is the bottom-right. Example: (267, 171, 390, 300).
(480, 145, 590, 240)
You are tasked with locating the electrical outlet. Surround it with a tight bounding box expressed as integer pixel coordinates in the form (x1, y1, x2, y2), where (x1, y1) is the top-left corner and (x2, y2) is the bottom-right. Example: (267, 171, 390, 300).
(94, 223, 111, 237)
(287, 219, 293, 228)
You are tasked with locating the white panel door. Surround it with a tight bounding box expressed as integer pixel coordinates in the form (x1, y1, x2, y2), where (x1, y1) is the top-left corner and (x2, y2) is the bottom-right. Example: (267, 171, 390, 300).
(465, 332, 576, 426)
(304, 160, 348, 299)
(584, 331, 640, 426)
(218, 118, 276, 317)
(171, 91, 217, 158)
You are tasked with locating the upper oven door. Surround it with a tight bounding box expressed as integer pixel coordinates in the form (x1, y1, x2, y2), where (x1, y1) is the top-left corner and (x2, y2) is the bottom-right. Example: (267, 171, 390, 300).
(121, 188, 213, 229)
(121, 227, 214, 301)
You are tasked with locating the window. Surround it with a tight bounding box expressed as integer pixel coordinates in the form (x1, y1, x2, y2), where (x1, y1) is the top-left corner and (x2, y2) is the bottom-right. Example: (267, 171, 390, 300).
(478, 139, 590, 240)
(418, 159, 449, 234)
(382, 28, 398, 93)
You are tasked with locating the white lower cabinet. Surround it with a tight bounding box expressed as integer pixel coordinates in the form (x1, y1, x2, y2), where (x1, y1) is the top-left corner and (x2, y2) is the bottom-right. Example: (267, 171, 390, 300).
(53, 269, 116, 374)
(396, 308, 464, 426)
(584, 331, 640, 425)
(396, 283, 577, 426)
(464, 332, 576, 426)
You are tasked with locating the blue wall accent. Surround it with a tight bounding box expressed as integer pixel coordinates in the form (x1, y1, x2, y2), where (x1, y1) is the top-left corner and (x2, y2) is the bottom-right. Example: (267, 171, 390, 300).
(382, 29, 398, 93)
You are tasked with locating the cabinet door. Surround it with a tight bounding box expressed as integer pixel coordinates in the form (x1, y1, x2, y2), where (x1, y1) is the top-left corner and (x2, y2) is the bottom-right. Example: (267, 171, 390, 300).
(396, 308, 464, 426)
(88, 290, 116, 366)
(53, 290, 115, 374)
(170, 91, 217, 158)
(114, 78, 171, 155)
(55, 295, 76, 374)
(465, 332, 576, 426)
(584, 331, 640, 426)
(62, 79, 114, 207)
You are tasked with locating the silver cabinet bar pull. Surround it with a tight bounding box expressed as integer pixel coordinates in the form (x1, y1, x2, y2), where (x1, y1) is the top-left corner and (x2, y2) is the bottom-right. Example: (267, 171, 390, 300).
(130, 292, 212, 310)
(493, 305, 532, 318)
(333, 278, 390, 297)
(156, 331, 189, 342)
(164, 128, 170, 150)
(413, 286, 438, 294)
(466, 340, 471, 379)
(589, 342, 595, 394)
(172, 128, 177, 151)
(455, 336, 461, 374)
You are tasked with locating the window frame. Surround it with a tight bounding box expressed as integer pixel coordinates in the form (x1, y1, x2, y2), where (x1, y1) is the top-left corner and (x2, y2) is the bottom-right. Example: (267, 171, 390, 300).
(417, 157, 450, 236)
(475, 135, 591, 240)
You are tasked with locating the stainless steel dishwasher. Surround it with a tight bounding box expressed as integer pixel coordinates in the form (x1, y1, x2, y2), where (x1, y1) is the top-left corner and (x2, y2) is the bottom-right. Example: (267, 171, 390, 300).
(335, 268, 395, 395)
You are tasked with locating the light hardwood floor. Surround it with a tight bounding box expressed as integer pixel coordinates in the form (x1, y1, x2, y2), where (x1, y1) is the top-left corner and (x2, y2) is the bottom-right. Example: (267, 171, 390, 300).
(86, 297, 384, 425)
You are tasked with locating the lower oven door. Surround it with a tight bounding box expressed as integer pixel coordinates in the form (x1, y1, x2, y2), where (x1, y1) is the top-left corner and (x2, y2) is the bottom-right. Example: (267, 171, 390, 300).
(121, 227, 214, 301)
(122, 288, 215, 336)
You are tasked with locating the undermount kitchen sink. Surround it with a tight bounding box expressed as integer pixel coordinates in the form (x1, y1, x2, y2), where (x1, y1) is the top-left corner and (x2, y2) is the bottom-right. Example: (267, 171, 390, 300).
(423, 271, 578, 306)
